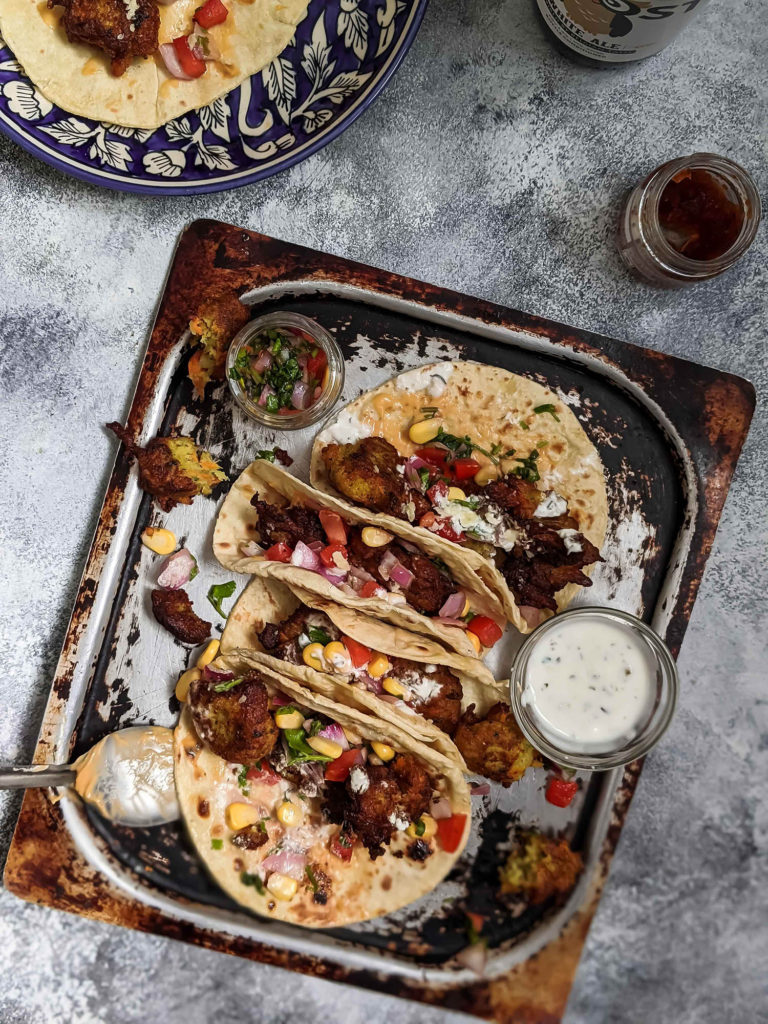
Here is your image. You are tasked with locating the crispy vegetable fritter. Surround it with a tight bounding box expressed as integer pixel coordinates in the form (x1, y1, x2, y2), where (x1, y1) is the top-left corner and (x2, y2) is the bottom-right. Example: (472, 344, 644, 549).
(188, 293, 250, 397)
(108, 424, 226, 512)
(454, 702, 539, 786)
(188, 674, 278, 764)
(250, 496, 326, 548)
(258, 606, 340, 663)
(389, 658, 463, 735)
(53, 0, 159, 76)
(151, 588, 211, 645)
(321, 437, 430, 521)
(499, 830, 583, 905)
(346, 531, 455, 616)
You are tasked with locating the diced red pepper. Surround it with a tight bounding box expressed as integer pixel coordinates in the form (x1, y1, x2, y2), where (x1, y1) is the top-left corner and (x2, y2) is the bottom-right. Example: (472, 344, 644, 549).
(427, 480, 449, 505)
(436, 813, 467, 854)
(319, 542, 347, 568)
(418, 446, 449, 468)
(247, 761, 281, 786)
(467, 615, 503, 648)
(319, 509, 347, 545)
(264, 542, 292, 563)
(330, 831, 356, 861)
(172, 34, 206, 78)
(342, 635, 371, 669)
(194, 0, 228, 27)
(307, 348, 328, 384)
(452, 457, 481, 480)
(360, 580, 380, 599)
(545, 777, 579, 808)
(324, 748, 364, 782)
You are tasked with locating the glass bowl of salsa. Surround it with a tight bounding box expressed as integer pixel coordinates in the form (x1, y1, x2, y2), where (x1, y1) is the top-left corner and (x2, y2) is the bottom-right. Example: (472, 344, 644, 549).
(226, 312, 345, 429)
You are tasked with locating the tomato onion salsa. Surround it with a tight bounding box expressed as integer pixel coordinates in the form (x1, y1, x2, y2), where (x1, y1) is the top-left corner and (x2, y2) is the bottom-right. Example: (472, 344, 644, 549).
(229, 326, 329, 415)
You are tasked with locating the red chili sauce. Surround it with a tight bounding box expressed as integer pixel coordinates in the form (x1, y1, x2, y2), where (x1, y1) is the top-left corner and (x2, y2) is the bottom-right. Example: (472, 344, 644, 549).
(658, 169, 745, 262)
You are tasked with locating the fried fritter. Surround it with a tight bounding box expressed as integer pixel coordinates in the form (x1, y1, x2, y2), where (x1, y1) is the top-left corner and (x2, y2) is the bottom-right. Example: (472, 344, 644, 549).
(321, 437, 430, 521)
(453, 702, 539, 785)
(54, 0, 159, 76)
(250, 496, 326, 548)
(390, 659, 463, 735)
(467, 474, 543, 520)
(499, 830, 583, 905)
(188, 674, 278, 764)
(231, 824, 269, 851)
(346, 532, 455, 616)
(151, 588, 211, 645)
(257, 606, 339, 663)
(188, 292, 250, 397)
(501, 517, 601, 611)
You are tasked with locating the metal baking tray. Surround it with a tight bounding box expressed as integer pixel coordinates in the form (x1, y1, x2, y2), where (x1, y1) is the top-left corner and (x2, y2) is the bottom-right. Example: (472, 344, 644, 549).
(5, 221, 754, 1022)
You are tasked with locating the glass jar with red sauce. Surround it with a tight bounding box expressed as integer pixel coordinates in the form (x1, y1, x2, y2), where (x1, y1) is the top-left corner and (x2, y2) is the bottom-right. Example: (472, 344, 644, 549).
(618, 154, 761, 288)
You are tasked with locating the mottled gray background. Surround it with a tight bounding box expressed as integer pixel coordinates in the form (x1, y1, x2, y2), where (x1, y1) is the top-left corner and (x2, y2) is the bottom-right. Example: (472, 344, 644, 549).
(0, 0, 766, 1020)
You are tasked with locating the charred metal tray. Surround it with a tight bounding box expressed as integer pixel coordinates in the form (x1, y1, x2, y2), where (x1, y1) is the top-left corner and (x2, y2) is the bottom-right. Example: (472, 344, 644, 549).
(5, 221, 754, 1022)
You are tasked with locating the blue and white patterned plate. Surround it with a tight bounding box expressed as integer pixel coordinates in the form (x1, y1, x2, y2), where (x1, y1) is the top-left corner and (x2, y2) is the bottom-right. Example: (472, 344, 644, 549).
(0, 0, 426, 194)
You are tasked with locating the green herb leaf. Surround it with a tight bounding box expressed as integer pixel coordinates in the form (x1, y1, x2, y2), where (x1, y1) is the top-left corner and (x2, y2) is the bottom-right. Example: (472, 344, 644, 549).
(418, 466, 431, 491)
(284, 727, 332, 764)
(189, 558, 199, 582)
(305, 865, 319, 893)
(452, 497, 480, 509)
(214, 676, 243, 693)
(519, 419, 529, 431)
(435, 427, 500, 465)
(208, 580, 237, 617)
(533, 403, 560, 422)
(414, 818, 426, 837)
(265, 393, 280, 414)
(211, 838, 223, 850)
(241, 871, 265, 894)
(237, 764, 250, 795)
(420, 406, 439, 419)
(307, 626, 331, 645)
(255, 449, 277, 463)
(511, 450, 540, 483)
(258, 818, 268, 833)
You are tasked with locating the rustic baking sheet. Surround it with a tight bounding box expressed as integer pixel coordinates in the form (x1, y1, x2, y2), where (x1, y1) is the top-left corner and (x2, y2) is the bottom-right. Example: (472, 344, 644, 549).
(4, 221, 754, 1023)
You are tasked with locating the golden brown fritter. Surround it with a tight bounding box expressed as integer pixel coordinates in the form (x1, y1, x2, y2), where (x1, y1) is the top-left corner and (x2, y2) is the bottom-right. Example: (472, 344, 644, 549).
(321, 437, 430, 521)
(54, 0, 159, 76)
(151, 588, 211, 645)
(499, 831, 583, 905)
(453, 702, 539, 786)
(346, 531, 455, 616)
(389, 659, 463, 735)
(188, 293, 250, 397)
(188, 674, 279, 764)
(249, 496, 326, 548)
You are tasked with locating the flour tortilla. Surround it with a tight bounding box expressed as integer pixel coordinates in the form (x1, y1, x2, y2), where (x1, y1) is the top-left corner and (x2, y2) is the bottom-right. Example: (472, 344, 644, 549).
(310, 360, 609, 633)
(174, 652, 471, 927)
(213, 459, 505, 658)
(220, 574, 508, 767)
(0, 0, 309, 129)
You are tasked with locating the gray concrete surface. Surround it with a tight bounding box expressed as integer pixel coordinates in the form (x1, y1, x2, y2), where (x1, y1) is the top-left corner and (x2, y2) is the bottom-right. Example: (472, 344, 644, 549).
(0, 0, 766, 1021)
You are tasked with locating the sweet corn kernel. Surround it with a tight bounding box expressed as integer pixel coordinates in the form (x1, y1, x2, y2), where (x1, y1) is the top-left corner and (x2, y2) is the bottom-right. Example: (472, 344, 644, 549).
(371, 741, 395, 762)
(275, 708, 304, 730)
(175, 667, 201, 702)
(447, 486, 466, 501)
(196, 639, 220, 669)
(361, 526, 393, 548)
(307, 735, 343, 759)
(382, 677, 406, 697)
(367, 654, 390, 679)
(461, 595, 471, 617)
(342, 725, 363, 746)
(266, 872, 298, 901)
(466, 630, 482, 655)
(323, 641, 351, 672)
(407, 814, 437, 840)
(408, 418, 442, 445)
(225, 802, 260, 831)
(276, 800, 302, 827)
(302, 642, 325, 671)
(141, 527, 177, 555)
(473, 464, 499, 486)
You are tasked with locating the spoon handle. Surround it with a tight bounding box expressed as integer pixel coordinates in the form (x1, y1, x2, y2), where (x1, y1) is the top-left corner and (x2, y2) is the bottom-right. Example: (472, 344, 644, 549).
(0, 764, 77, 788)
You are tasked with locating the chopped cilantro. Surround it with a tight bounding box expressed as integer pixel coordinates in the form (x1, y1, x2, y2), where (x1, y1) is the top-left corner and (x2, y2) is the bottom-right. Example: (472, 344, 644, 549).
(435, 427, 502, 465)
(241, 871, 265, 894)
(533, 403, 560, 422)
(414, 818, 426, 837)
(214, 676, 243, 693)
(255, 449, 276, 462)
(420, 406, 440, 419)
(237, 764, 250, 795)
(511, 450, 540, 483)
(265, 393, 280, 414)
(258, 818, 268, 833)
(452, 497, 480, 509)
(418, 466, 431, 490)
(305, 865, 319, 892)
(307, 626, 331, 645)
(211, 838, 223, 850)
(208, 580, 237, 617)
(284, 727, 332, 764)
(519, 419, 530, 431)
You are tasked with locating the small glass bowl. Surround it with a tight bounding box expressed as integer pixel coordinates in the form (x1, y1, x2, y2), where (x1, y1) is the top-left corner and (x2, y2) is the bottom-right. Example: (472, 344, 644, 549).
(226, 312, 345, 430)
(510, 607, 679, 772)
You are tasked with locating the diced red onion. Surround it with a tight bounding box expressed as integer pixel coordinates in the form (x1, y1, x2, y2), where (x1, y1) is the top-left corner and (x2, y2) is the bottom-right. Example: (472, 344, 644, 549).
(338, 583, 359, 597)
(290, 380, 312, 410)
(470, 782, 491, 796)
(521, 605, 545, 629)
(378, 694, 402, 705)
(158, 43, 194, 80)
(358, 672, 382, 694)
(291, 540, 321, 572)
(456, 943, 487, 977)
(191, 41, 205, 60)
(318, 566, 347, 586)
(307, 541, 324, 553)
(261, 851, 307, 880)
(253, 349, 272, 373)
(430, 796, 453, 820)
(157, 547, 197, 590)
(437, 618, 468, 629)
(318, 723, 349, 750)
(404, 455, 432, 491)
(378, 549, 398, 581)
(313, 386, 322, 400)
(258, 384, 275, 408)
(439, 592, 466, 620)
(390, 563, 414, 589)
(270, 692, 291, 707)
(202, 665, 233, 683)
(239, 540, 264, 557)
(348, 565, 376, 584)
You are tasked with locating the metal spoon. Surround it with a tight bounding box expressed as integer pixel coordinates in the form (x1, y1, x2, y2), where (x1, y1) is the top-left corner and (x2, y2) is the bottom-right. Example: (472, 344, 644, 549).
(0, 725, 180, 827)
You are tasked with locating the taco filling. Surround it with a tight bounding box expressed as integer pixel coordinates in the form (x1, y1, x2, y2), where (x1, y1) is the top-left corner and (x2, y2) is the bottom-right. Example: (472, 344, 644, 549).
(320, 435, 601, 613)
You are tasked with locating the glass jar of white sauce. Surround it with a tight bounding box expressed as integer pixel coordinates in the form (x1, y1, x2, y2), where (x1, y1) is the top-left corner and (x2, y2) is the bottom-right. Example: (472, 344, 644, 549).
(510, 607, 678, 771)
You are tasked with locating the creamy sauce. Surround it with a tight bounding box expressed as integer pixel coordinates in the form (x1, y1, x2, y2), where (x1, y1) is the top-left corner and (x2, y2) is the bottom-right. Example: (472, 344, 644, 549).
(522, 617, 657, 752)
(74, 726, 179, 826)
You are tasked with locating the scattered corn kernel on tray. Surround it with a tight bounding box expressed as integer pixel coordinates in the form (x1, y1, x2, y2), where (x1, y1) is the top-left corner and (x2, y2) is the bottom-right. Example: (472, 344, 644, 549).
(5, 221, 753, 1022)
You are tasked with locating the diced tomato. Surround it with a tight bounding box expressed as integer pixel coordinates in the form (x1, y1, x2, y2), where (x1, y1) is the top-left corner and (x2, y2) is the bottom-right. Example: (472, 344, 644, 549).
(330, 831, 356, 861)
(342, 635, 371, 669)
(467, 615, 504, 648)
(194, 0, 228, 27)
(433, 518, 465, 543)
(360, 580, 380, 599)
(319, 509, 347, 545)
(427, 480, 449, 505)
(264, 542, 292, 563)
(436, 813, 467, 854)
(319, 542, 347, 567)
(172, 34, 206, 78)
(418, 446, 449, 468)
(419, 511, 437, 530)
(452, 457, 481, 480)
(324, 748, 364, 782)
(307, 348, 328, 383)
(545, 777, 579, 808)
(467, 912, 485, 934)
(247, 761, 281, 786)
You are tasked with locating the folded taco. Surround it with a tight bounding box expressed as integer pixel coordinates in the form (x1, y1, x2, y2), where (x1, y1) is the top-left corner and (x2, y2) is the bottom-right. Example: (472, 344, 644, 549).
(213, 459, 506, 659)
(309, 361, 608, 633)
(174, 651, 471, 927)
(218, 575, 537, 783)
